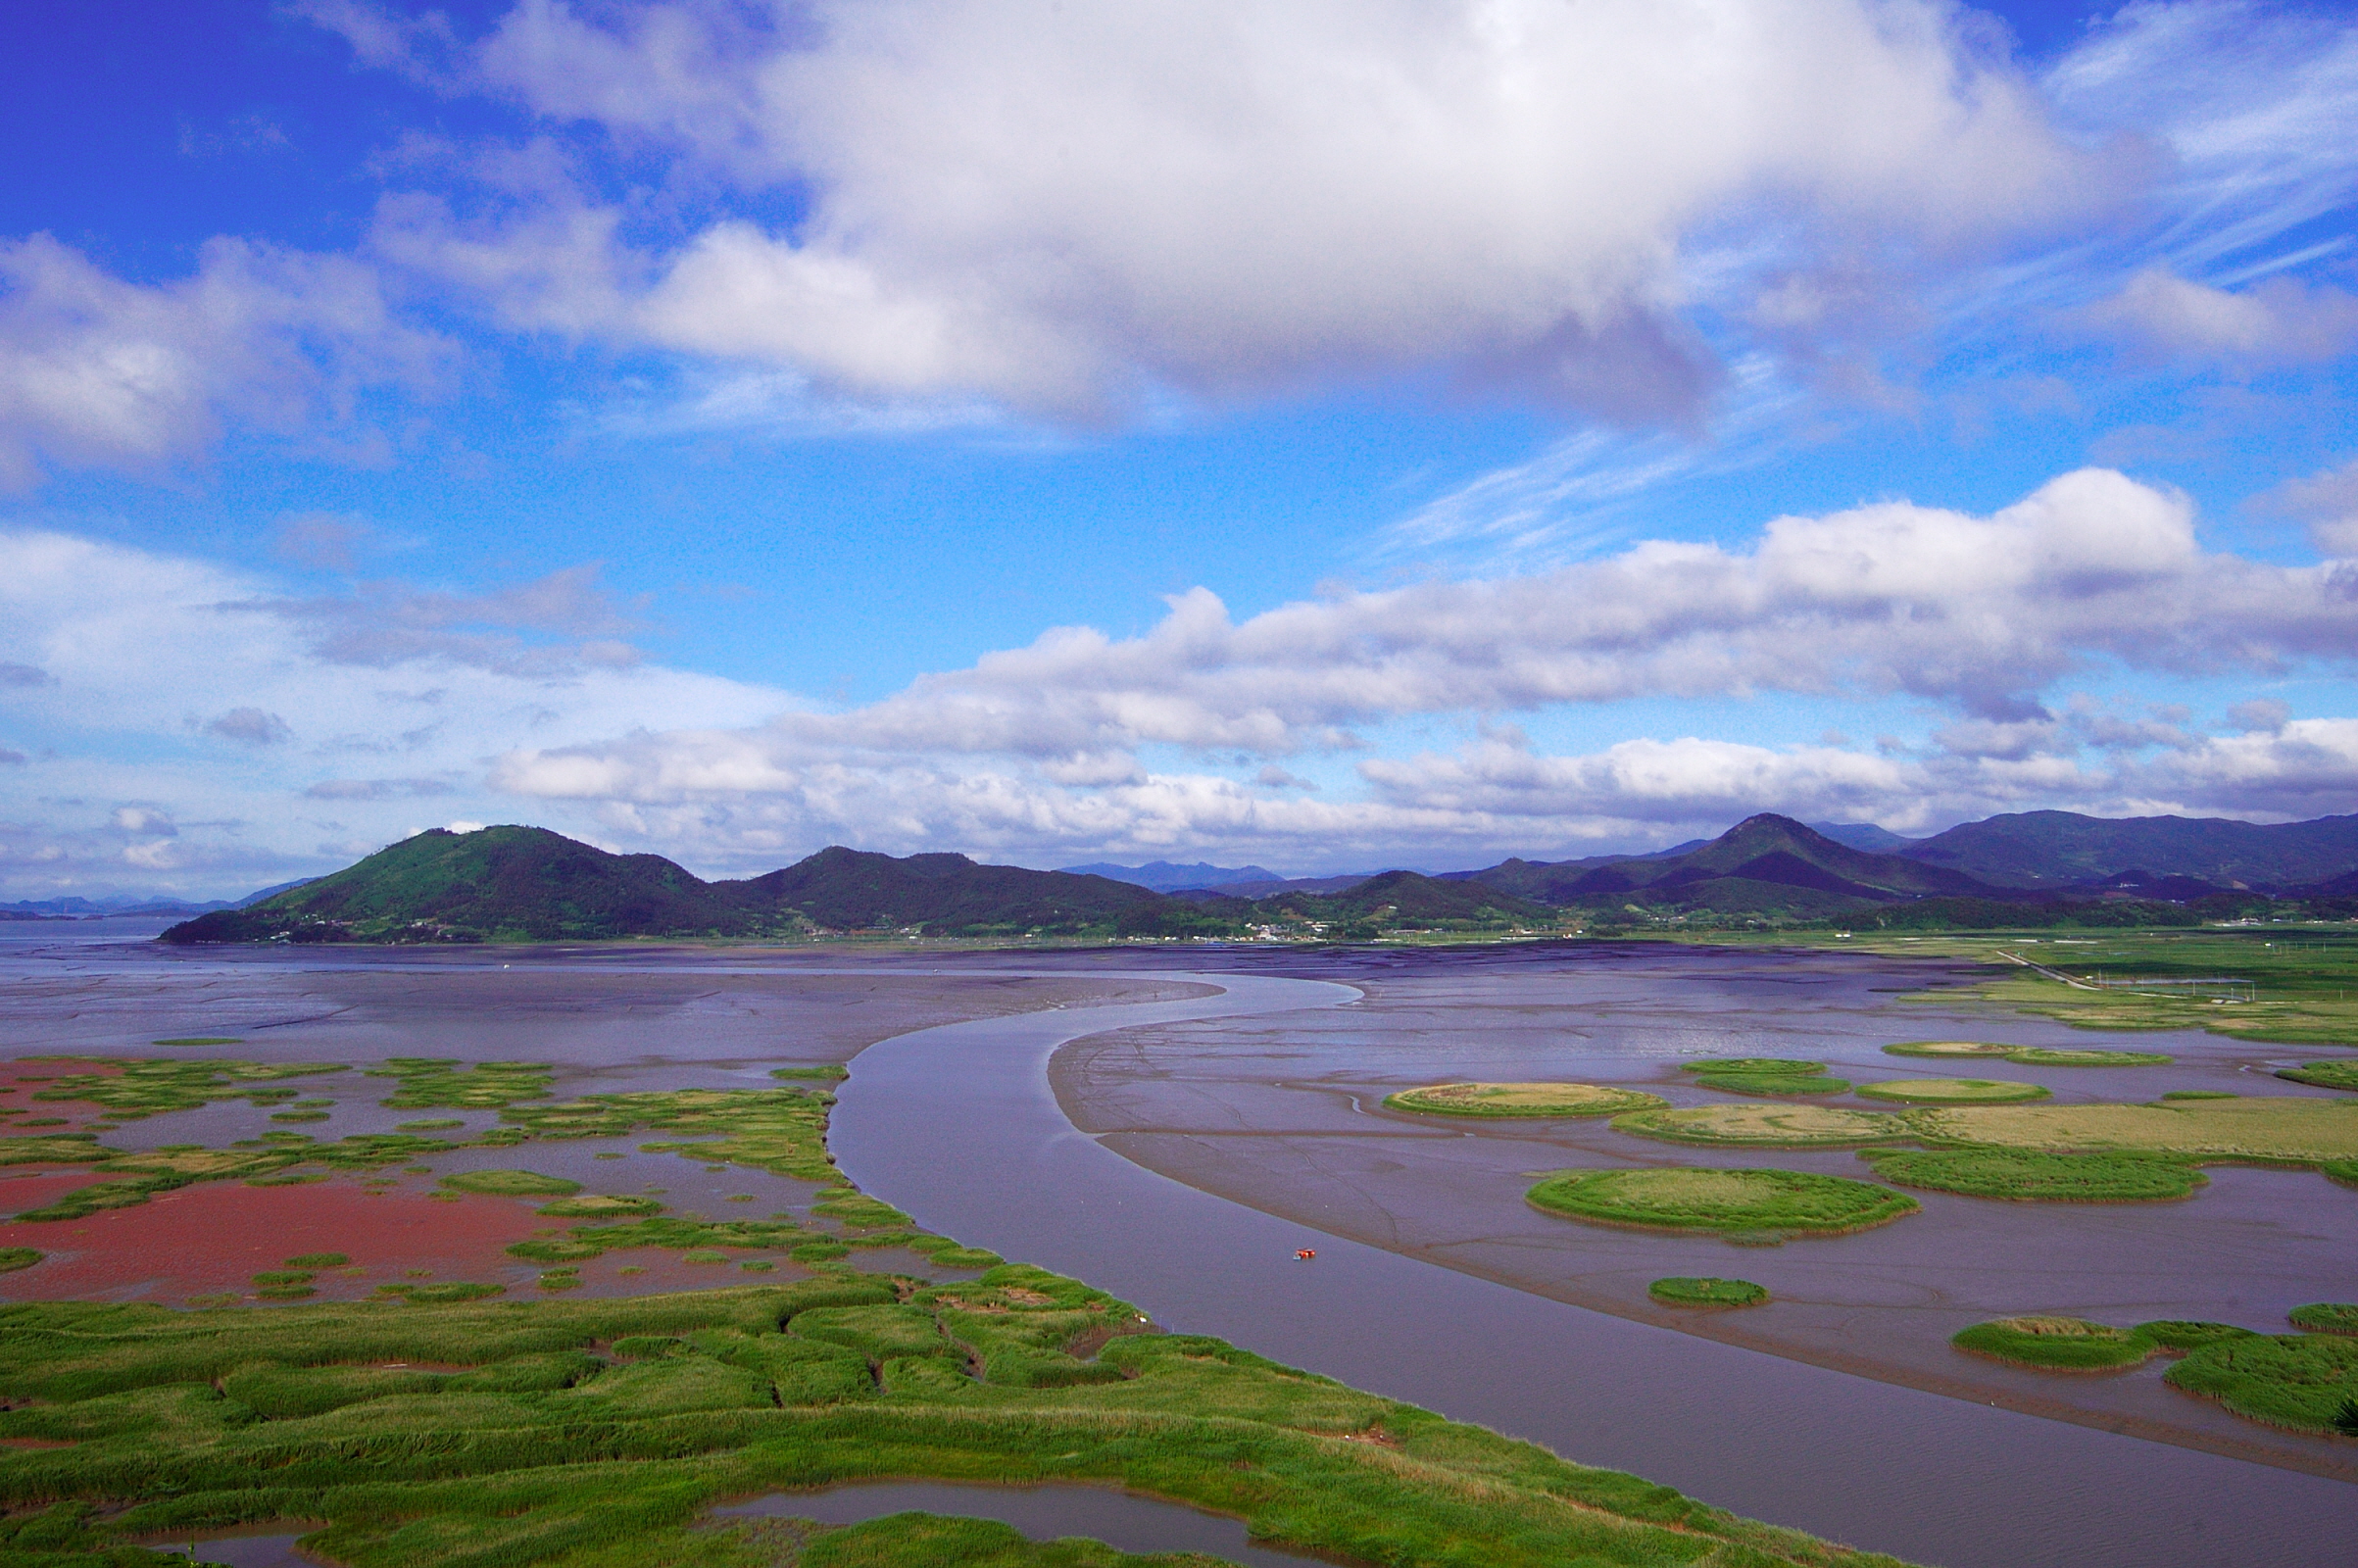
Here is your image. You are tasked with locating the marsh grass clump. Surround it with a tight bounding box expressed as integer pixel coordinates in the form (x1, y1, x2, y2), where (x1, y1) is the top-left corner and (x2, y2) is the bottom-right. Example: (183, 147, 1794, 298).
(1383, 1082, 1669, 1117)
(373, 1281, 506, 1302)
(397, 1118, 467, 1130)
(439, 1169, 583, 1198)
(1647, 1277, 1768, 1307)
(2322, 1159, 2358, 1190)
(1953, 1316, 2158, 1370)
(2135, 1320, 2257, 1353)
(152, 1037, 242, 1047)
(2161, 1091, 2237, 1101)
(2277, 1060, 2358, 1092)
(1526, 1167, 1917, 1240)
(1884, 1041, 2169, 1067)
(2288, 1302, 2358, 1336)
(1690, 1071, 1850, 1096)
(1856, 1078, 2050, 1105)
(537, 1194, 664, 1219)
(0, 1249, 41, 1273)
(368, 1057, 555, 1109)
(1611, 1103, 1907, 1148)
(2166, 1333, 2358, 1433)
(769, 1064, 850, 1081)
(811, 1194, 913, 1228)
(1859, 1149, 2205, 1202)
(18, 1057, 345, 1116)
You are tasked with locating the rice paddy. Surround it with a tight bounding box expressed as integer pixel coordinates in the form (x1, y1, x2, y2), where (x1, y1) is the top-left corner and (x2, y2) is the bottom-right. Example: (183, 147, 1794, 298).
(1382, 1082, 1668, 1117)
(1526, 1167, 1918, 1240)
(1646, 1277, 1768, 1307)
(1858, 1149, 2206, 1202)
(1854, 1079, 2051, 1105)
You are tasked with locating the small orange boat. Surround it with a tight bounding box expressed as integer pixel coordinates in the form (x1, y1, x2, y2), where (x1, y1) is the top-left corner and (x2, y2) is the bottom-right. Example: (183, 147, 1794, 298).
(1295, 1248, 1316, 1260)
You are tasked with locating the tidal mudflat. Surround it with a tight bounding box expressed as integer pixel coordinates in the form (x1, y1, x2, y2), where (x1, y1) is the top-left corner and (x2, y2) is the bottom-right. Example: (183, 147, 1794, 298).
(1049, 942, 2358, 1483)
(3, 933, 2354, 1567)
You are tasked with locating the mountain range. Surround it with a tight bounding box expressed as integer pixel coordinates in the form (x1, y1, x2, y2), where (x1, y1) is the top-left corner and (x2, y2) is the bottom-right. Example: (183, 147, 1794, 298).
(157, 808, 2358, 946)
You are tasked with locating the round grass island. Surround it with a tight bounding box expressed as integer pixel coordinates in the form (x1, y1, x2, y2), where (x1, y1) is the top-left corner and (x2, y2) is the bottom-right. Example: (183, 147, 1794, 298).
(1860, 1148, 2207, 1202)
(1609, 1102, 1908, 1148)
(1526, 1166, 1917, 1242)
(1679, 1057, 1850, 1096)
(1648, 1276, 1769, 1307)
(1885, 1041, 2171, 1067)
(1855, 1077, 2051, 1105)
(1384, 1082, 1669, 1117)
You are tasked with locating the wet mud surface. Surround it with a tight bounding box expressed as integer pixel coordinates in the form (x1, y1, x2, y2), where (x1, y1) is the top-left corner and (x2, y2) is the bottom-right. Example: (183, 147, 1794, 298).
(1050, 943, 2358, 1480)
(0, 939, 1204, 1306)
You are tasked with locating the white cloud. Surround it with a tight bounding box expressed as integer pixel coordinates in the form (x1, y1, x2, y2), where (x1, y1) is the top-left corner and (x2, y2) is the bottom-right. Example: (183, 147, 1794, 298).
(349, 0, 2100, 424)
(0, 234, 446, 487)
(0, 527, 790, 895)
(2264, 457, 2358, 556)
(2090, 269, 2358, 368)
(490, 468, 2358, 861)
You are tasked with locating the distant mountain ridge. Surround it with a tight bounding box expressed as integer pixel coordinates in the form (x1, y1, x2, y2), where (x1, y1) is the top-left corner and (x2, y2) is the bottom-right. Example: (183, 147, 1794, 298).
(159, 807, 2358, 946)
(1892, 810, 2358, 889)
(1057, 859, 1280, 892)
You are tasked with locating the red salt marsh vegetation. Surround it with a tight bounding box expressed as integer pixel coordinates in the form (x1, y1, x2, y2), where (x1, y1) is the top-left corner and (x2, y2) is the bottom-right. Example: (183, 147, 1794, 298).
(0, 1177, 547, 1303)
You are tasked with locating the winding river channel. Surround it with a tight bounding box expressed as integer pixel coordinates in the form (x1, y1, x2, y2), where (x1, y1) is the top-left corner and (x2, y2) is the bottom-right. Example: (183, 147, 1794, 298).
(832, 965, 2358, 1568)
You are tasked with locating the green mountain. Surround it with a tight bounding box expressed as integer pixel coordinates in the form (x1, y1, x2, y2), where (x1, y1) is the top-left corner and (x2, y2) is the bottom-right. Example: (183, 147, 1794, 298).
(1190, 868, 1553, 936)
(161, 827, 1165, 944)
(1464, 814, 2001, 912)
(1896, 809, 2358, 890)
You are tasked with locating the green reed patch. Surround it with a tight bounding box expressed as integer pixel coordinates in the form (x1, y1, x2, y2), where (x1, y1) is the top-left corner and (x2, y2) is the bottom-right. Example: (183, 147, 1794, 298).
(0, 1269, 1908, 1568)
(2166, 1332, 2358, 1433)
(1859, 1148, 2205, 1202)
(1689, 1072, 1850, 1096)
(538, 1194, 665, 1219)
(1527, 1167, 1917, 1240)
(1383, 1082, 1670, 1117)
(17, 1057, 345, 1116)
(2276, 1060, 2358, 1092)
(2136, 1320, 2257, 1353)
(2288, 1301, 2358, 1336)
(0, 1250, 40, 1274)
(1647, 1277, 1767, 1307)
(439, 1169, 583, 1198)
(1855, 1078, 2050, 1105)
(1883, 1041, 2170, 1067)
(368, 1057, 557, 1109)
(1952, 1316, 2158, 1370)
(286, 1253, 349, 1268)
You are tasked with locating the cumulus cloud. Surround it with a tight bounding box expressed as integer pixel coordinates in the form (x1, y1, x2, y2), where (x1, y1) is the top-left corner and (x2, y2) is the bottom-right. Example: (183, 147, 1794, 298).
(0, 527, 789, 895)
(0, 233, 447, 487)
(335, 0, 2103, 423)
(488, 467, 2358, 860)
(2090, 269, 2358, 369)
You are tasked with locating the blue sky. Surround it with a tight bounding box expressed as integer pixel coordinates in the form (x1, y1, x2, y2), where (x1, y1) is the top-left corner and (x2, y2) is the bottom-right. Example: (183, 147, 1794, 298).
(3, 0, 2357, 898)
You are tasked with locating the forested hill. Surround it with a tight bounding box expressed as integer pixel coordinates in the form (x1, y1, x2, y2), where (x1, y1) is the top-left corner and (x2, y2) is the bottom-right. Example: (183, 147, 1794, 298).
(159, 828, 1170, 944)
(158, 827, 1541, 944)
(1893, 810, 2358, 889)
